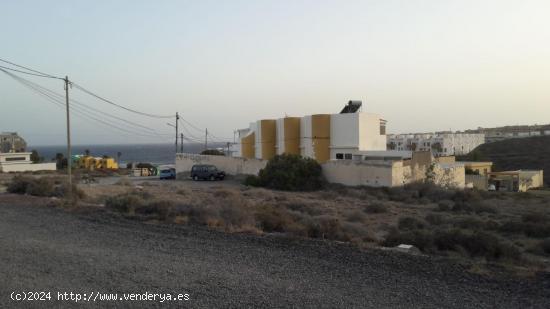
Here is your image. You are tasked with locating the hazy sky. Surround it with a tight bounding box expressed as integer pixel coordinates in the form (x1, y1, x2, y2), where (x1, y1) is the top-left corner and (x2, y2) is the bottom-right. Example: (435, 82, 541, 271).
(1, 0, 549, 146)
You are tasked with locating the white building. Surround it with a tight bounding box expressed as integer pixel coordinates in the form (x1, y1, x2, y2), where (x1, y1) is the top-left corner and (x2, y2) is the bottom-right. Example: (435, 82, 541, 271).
(234, 101, 387, 163)
(0, 152, 56, 173)
(329, 112, 387, 160)
(387, 133, 485, 156)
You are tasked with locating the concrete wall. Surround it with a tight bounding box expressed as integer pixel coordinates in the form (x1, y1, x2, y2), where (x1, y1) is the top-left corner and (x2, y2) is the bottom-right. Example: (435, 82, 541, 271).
(312, 114, 331, 163)
(276, 118, 285, 154)
(301, 115, 330, 163)
(435, 156, 456, 164)
(241, 132, 255, 159)
(519, 170, 544, 191)
(434, 164, 466, 189)
(300, 115, 314, 159)
(0, 162, 56, 173)
(330, 113, 359, 153)
(358, 113, 387, 151)
(0, 152, 31, 162)
(466, 174, 488, 190)
(176, 153, 466, 189)
(463, 162, 493, 175)
(255, 119, 276, 160)
(176, 153, 267, 176)
(276, 117, 300, 155)
(322, 159, 394, 187)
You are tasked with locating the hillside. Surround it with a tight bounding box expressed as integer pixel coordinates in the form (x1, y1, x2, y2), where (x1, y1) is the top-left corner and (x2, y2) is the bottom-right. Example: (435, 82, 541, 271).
(459, 135, 550, 186)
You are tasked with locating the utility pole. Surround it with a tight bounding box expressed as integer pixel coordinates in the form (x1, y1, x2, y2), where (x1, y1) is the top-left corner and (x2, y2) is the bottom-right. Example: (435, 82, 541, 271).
(175, 112, 179, 153)
(205, 128, 208, 151)
(180, 133, 184, 153)
(64, 76, 72, 198)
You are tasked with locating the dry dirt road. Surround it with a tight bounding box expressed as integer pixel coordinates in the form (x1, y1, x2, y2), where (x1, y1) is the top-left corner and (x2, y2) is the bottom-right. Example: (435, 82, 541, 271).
(0, 194, 549, 308)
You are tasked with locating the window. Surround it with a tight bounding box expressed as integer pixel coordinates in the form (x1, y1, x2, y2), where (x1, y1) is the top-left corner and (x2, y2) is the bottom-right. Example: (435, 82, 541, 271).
(380, 124, 386, 135)
(6, 157, 26, 161)
(336, 153, 344, 159)
(344, 153, 352, 160)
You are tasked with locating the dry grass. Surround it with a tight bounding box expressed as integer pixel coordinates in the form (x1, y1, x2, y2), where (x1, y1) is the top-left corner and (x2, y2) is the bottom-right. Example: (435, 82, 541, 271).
(74, 180, 550, 272)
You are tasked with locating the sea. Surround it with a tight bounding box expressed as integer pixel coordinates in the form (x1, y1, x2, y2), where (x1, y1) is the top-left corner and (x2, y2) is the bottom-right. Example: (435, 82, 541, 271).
(30, 143, 227, 166)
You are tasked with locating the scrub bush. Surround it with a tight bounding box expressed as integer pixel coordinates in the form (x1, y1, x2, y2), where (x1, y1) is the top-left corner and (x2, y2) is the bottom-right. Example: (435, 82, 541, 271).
(250, 154, 326, 191)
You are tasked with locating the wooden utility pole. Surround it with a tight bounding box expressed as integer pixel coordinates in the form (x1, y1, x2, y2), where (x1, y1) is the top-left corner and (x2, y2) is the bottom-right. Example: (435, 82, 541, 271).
(180, 133, 184, 153)
(64, 76, 72, 197)
(205, 128, 208, 151)
(175, 112, 179, 153)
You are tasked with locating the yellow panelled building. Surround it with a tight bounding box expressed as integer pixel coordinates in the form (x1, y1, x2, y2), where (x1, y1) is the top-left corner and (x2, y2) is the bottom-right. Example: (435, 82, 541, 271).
(76, 156, 119, 170)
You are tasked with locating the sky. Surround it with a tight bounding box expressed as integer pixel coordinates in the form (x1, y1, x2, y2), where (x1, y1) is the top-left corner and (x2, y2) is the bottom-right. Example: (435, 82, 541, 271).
(1, 0, 549, 146)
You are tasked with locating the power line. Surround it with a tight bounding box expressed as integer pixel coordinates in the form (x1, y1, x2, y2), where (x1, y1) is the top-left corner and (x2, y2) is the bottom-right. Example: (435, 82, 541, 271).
(178, 119, 203, 140)
(0, 58, 62, 79)
(1, 58, 233, 142)
(178, 117, 233, 142)
(0, 65, 61, 79)
(1, 68, 173, 140)
(71, 82, 173, 119)
(179, 117, 204, 132)
(13, 74, 170, 135)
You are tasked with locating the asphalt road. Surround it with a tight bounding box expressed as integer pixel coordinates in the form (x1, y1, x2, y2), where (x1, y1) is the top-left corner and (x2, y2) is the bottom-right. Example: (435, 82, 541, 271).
(0, 194, 549, 308)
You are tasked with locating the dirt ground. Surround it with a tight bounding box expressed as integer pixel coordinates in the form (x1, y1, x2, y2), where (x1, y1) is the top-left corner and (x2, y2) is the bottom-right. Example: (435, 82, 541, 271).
(1, 194, 549, 308)
(3, 172, 550, 270)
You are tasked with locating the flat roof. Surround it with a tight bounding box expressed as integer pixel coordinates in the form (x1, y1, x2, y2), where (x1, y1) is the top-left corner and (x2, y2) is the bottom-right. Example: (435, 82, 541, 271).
(460, 161, 493, 166)
(439, 162, 465, 168)
(0, 152, 31, 155)
(356, 150, 413, 158)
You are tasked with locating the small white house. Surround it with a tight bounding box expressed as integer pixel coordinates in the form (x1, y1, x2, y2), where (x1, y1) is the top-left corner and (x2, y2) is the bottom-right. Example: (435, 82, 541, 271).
(0, 152, 56, 173)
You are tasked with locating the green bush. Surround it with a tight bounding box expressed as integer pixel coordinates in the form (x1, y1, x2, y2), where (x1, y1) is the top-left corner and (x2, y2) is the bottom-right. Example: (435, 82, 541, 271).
(201, 149, 225, 156)
(522, 212, 549, 224)
(243, 175, 261, 187)
(499, 220, 550, 238)
(53, 182, 86, 200)
(255, 205, 297, 233)
(135, 200, 175, 220)
(253, 154, 325, 191)
(398, 217, 425, 230)
(105, 194, 145, 213)
(437, 200, 454, 211)
(452, 217, 485, 230)
(434, 229, 521, 260)
(425, 213, 444, 225)
(364, 202, 388, 214)
(6, 176, 83, 199)
(25, 178, 55, 196)
(7, 175, 32, 194)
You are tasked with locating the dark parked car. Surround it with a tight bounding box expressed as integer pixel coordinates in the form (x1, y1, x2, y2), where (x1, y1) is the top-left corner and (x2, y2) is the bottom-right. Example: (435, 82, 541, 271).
(191, 164, 225, 181)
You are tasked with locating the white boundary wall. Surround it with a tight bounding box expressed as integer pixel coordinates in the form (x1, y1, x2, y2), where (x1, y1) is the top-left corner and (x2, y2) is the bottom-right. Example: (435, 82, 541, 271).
(0, 162, 57, 173)
(322, 160, 395, 187)
(175, 154, 466, 188)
